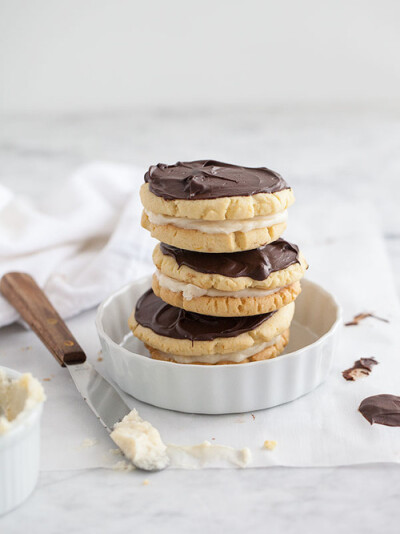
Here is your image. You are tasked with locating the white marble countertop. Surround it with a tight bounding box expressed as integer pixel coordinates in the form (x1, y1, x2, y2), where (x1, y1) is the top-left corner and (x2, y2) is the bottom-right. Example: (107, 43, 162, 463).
(1, 108, 400, 532)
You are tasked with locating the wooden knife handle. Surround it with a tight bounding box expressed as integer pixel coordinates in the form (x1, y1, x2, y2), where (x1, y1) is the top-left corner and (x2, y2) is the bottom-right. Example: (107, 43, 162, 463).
(0, 272, 86, 366)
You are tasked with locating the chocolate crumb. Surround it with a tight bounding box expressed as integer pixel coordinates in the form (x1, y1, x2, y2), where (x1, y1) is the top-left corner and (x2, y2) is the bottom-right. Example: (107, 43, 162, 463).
(345, 312, 389, 326)
(342, 357, 378, 381)
(251, 413, 255, 421)
(359, 394, 400, 426)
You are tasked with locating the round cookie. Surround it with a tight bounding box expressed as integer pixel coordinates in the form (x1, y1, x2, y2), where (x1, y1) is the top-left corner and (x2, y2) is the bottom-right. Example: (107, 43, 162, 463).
(152, 240, 307, 316)
(129, 289, 295, 364)
(140, 160, 295, 253)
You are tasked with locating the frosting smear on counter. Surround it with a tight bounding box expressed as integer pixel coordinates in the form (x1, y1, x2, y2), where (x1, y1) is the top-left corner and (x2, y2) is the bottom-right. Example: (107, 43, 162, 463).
(110, 408, 252, 470)
(0, 370, 46, 435)
(167, 441, 252, 468)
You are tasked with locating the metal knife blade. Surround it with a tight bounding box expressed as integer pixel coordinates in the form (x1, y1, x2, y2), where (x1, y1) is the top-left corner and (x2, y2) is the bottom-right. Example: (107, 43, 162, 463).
(67, 361, 131, 433)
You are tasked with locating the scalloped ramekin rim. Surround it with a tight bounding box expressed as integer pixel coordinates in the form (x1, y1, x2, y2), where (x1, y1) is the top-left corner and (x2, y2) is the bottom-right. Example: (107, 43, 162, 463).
(95, 277, 342, 370)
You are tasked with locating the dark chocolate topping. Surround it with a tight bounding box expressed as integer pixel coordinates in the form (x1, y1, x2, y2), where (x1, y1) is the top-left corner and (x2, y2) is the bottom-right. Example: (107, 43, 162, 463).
(359, 394, 400, 426)
(160, 239, 300, 281)
(135, 289, 276, 341)
(144, 160, 289, 200)
(342, 357, 378, 381)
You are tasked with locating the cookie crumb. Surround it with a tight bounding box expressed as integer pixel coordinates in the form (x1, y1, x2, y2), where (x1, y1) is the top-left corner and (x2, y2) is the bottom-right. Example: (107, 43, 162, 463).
(143, 479, 150, 486)
(42, 378, 51, 382)
(263, 440, 277, 450)
(345, 312, 389, 326)
(109, 448, 123, 456)
(82, 438, 97, 448)
(21, 346, 32, 351)
(97, 356, 103, 362)
(251, 413, 255, 421)
(234, 417, 245, 424)
(112, 460, 135, 472)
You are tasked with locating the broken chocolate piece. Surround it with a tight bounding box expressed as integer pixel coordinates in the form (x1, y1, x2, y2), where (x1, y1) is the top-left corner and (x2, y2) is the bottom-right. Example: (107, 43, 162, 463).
(345, 313, 389, 326)
(359, 394, 400, 426)
(342, 357, 378, 381)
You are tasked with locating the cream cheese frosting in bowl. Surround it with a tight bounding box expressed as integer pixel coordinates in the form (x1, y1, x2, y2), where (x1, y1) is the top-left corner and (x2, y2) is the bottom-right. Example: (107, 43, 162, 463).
(0, 367, 46, 515)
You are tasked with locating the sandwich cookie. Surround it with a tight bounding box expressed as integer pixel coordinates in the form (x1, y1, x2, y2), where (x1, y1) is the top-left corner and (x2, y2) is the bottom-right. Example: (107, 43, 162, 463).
(152, 239, 307, 316)
(140, 160, 295, 253)
(129, 289, 295, 365)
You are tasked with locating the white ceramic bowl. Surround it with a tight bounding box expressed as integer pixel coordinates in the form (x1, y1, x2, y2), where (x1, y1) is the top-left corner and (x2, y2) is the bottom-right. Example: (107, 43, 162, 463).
(0, 367, 43, 516)
(96, 277, 341, 414)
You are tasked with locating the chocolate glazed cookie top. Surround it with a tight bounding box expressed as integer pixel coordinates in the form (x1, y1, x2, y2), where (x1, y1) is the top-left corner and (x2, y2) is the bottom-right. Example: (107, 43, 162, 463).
(144, 160, 289, 200)
(160, 239, 300, 281)
(135, 289, 276, 341)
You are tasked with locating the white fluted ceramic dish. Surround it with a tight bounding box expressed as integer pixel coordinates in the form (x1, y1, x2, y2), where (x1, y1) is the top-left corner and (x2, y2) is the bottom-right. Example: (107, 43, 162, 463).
(96, 277, 341, 414)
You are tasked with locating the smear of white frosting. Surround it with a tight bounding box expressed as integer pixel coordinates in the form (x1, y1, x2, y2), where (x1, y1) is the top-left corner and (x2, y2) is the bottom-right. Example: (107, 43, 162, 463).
(167, 441, 252, 468)
(110, 409, 252, 470)
(155, 269, 283, 300)
(145, 209, 288, 234)
(0, 370, 46, 435)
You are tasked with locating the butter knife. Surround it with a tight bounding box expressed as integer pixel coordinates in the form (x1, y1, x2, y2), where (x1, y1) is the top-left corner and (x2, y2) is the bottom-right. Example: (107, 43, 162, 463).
(0, 272, 166, 471)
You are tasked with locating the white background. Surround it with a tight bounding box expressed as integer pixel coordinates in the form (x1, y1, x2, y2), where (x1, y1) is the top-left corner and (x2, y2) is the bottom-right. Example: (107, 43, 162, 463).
(1, 0, 400, 113)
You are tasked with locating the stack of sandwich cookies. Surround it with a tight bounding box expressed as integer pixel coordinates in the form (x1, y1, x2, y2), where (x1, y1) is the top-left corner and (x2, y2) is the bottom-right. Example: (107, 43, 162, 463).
(141, 160, 295, 253)
(152, 240, 307, 316)
(132, 160, 307, 365)
(129, 289, 294, 365)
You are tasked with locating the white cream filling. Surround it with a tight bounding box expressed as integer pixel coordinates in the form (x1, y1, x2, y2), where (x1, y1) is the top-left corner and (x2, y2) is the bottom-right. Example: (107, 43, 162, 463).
(145, 209, 288, 234)
(155, 270, 283, 300)
(0, 371, 46, 435)
(157, 337, 281, 364)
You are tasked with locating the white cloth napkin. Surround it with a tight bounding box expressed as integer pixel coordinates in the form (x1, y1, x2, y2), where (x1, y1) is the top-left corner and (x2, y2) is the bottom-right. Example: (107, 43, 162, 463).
(0, 168, 399, 469)
(0, 162, 155, 327)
